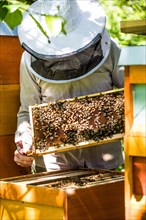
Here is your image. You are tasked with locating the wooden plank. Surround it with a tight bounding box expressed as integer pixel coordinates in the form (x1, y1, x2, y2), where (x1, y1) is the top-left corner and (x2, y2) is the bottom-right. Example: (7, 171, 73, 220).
(128, 196, 146, 220)
(0, 84, 20, 135)
(11, 170, 94, 185)
(0, 36, 23, 85)
(0, 168, 123, 183)
(27, 133, 124, 156)
(80, 167, 124, 176)
(28, 89, 124, 156)
(0, 169, 75, 182)
(124, 140, 133, 219)
(130, 66, 146, 84)
(66, 180, 125, 220)
(0, 199, 63, 220)
(127, 136, 146, 157)
(0, 135, 31, 178)
(120, 19, 146, 35)
(0, 181, 65, 207)
(124, 67, 134, 134)
(133, 157, 146, 195)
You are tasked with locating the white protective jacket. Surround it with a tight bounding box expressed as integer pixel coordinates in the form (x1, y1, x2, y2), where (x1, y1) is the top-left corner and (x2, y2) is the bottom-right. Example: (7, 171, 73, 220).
(15, 39, 124, 171)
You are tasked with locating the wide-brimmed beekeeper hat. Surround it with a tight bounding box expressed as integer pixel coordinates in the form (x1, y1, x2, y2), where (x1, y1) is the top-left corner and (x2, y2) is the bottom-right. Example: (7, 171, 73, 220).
(18, 0, 111, 83)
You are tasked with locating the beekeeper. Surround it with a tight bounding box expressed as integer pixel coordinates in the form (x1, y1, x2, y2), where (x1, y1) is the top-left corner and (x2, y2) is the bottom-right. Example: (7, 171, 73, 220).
(14, 0, 124, 173)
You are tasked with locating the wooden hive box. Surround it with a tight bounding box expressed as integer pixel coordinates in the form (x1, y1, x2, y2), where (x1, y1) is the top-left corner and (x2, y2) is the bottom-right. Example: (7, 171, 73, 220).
(0, 169, 125, 220)
(119, 46, 146, 220)
(0, 35, 31, 178)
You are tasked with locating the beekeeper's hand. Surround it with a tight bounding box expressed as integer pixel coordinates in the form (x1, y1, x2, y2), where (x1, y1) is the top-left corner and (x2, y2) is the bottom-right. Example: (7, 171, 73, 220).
(14, 149, 34, 167)
(14, 140, 34, 167)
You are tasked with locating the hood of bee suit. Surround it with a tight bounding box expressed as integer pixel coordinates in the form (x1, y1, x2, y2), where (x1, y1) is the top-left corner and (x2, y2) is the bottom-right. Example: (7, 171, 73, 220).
(18, 0, 111, 83)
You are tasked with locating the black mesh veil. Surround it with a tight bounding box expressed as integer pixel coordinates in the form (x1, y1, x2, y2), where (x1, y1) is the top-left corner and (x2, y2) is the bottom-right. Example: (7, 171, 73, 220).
(22, 34, 103, 81)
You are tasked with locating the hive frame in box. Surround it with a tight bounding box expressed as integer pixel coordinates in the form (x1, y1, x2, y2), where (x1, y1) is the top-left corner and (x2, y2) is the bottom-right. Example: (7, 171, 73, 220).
(28, 88, 124, 156)
(0, 168, 125, 220)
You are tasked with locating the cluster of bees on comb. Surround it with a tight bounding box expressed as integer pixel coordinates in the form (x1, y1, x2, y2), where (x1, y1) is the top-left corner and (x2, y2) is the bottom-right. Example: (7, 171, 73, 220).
(45, 172, 123, 188)
(31, 90, 124, 152)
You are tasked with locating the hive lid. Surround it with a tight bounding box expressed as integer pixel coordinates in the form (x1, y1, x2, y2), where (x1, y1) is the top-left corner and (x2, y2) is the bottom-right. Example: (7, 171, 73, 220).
(118, 46, 146, 66)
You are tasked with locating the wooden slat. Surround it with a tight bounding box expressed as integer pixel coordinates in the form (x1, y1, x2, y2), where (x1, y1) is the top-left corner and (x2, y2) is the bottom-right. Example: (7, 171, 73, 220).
(11, 170, 93, 185)
(80, 167, 124, 176)
(124, 67, 134, 134)
(0, 36, 23, 85)
(120, 19, 146, 35)
(0, 169, 75, 182)
(0, 84, 20, 135)
(123, 142, 133, 219)
(0, 199, 64, 220)
(27, 133, 124, 156)
(0, 181, 65, 207)
(127, 136, 146, 157)
(0, 168, 124, 183)
(124, 66, 134, 219)
(0, 135, 31, 178)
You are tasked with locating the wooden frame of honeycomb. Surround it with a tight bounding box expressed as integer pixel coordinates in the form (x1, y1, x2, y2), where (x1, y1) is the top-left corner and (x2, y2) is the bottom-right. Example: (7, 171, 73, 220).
(28, 88, 124, 156)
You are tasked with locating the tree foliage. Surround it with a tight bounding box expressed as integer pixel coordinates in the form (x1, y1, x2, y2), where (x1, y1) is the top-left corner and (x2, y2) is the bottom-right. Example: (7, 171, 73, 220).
(0, 0, 32, 29)
(99, 0, 146, 46)
(0, 0, 66, 39)
(0, 0, 145, 45)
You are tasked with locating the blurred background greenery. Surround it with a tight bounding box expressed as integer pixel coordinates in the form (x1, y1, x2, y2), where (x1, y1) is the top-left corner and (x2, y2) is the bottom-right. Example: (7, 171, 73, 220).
(100, 0, 146, 46)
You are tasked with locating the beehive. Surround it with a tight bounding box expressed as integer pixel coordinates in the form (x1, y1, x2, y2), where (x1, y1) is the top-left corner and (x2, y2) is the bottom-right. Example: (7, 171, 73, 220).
(0, 35, 30, 178)
(119, 45, 146, 220)
(0, 168, 125, 220)
(28, 89, 124, 156)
